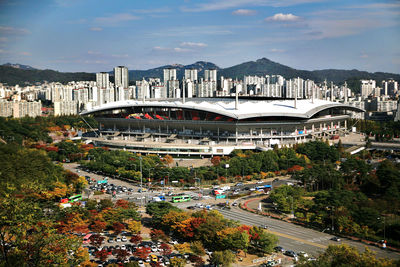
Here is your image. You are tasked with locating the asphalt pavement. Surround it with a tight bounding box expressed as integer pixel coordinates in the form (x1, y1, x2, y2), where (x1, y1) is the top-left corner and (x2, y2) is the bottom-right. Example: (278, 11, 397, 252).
(217, 206, 400, 260)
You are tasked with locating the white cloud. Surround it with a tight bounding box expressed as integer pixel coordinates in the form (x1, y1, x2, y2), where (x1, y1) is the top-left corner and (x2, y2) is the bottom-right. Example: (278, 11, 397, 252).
(265, 13, 300, 22)
(131, 7, 171, 14)
(270, 48, 285, 53)
(0, 37, 8, 42)
(180, 42, 208, 48)
(232, 9, 257, 16)
(360, 54, 368, 58)
(90, 27, 103, 31)
(19, 51, 31, 56)
(0, 26, 30, 35)
(181, 0, 323, 12)
(152, 46, 192, 53)
(95, 13, 140, 25)
(111, 54, 129, 58)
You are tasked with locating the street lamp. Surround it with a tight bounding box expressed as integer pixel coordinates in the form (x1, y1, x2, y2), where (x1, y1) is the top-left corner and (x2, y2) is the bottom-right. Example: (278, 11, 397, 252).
(327, 206, 335, 233)
(139, 156, 143, 206)
(286, 196, 294, 218)
(378, 216, 386, 241)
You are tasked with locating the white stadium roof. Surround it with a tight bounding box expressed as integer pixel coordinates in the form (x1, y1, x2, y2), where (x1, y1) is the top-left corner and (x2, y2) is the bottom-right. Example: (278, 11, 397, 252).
(81, 98, 364, 120)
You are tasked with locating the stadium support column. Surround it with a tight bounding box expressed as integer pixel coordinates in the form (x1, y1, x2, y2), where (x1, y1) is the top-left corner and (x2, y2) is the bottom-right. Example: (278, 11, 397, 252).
(344, 120, 347, 131)
(182, 82, 186, 104)
(217, 127, 220, 143)
(235, 126, 238, 144)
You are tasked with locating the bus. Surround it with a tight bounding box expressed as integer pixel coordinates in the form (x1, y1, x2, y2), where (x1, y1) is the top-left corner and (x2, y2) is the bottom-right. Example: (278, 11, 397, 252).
(68, 194, 82, 203)
(172, 195, 191, 203)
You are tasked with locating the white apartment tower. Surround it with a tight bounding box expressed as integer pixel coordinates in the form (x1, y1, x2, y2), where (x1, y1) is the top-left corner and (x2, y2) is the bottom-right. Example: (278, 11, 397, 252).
(184, 69, 198, 82)
(96, 72, 110, 89)
(360, 80, 376, 97)
(204, 69, 217, 82)
(163, 68, 177, 82)
(114, 66, 129, 88)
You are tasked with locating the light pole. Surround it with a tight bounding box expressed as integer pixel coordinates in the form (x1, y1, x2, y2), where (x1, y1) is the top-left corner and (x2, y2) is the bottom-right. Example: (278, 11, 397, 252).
(378, 216, 386, 241)
(327, 206, 335, 233)
(139, 156, 143, 206)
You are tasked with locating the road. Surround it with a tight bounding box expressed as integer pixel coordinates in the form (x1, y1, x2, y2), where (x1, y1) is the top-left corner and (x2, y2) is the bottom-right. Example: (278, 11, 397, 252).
(216, 206, 400, 260)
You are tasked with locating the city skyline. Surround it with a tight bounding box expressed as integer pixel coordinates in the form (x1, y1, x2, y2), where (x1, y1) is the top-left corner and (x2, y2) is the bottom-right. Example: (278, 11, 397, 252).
(0, 0, 399, 73)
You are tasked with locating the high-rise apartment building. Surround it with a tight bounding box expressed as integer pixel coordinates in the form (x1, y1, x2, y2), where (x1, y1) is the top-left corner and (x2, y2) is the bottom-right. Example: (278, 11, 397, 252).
(163, 68, 177, 82)
(184, 69, 198, 82)
(382, 79, 398, 96)
(114, 66, 129, 88)
(96, 72, 110, 89)
(204, 69, 217, 82)
(361, 80, 376, 97)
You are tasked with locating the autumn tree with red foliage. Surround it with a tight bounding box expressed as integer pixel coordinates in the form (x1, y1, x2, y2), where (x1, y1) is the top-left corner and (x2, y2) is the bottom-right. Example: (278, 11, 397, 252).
(134, 247, 151, 260)
(211, 156, 221, 166)
(115, 199, 130, 209)
(90, 234, 105, 249)
(150, 229, 169, 242)
(112, 222, 125, 235)
(94, 249, 109, 262)
(90, 220, 107, 233)
(189, 255, 204, 267)
(130, 234, 142, 245)
(159, 243, 172, 256)
(114, 249, 130, 262)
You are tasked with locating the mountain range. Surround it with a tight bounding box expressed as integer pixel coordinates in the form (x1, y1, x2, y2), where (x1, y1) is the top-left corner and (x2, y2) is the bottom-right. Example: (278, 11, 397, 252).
(1, 58, 399, 93)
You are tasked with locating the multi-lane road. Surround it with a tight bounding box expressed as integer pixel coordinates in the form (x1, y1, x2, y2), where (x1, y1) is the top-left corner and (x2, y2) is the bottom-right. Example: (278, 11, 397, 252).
(217, 206, 400, 260)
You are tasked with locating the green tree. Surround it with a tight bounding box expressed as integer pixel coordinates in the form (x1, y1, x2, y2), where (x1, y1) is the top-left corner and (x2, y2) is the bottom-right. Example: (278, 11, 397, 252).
(209, 250, 236, 267)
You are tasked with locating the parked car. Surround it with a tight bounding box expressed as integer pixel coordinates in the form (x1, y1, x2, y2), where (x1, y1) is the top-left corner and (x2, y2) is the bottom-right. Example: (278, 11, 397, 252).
(284, 250, 297, 257)
(331, 236, 341, 242)
(298, 251, 309, 258)
(274, 246, 285, 253)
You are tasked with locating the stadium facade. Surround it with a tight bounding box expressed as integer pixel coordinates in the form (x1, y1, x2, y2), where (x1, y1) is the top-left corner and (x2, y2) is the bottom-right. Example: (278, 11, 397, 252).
(81, 98, 364, 156)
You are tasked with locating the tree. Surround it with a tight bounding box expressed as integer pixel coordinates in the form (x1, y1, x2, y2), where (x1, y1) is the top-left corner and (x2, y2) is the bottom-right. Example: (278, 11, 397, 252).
(250, 228, 278, 254)
(189, 255, 204, 267)
(162, 155, 174, 167)
(190, 241, 205, 256)
(90, 220, 107, 233)
(211, 156, 221, 166)
(127, 220, 141, 234)
(98, 199, 113, 210)
(209, 250, 236, 267)
(114, 248, 130, 262)
(130, 235, 142, 245)
(174, 243, 191, 254)
(296, 244, 396, 267)
(89, 234, 105, 249)
(134, 247, 151, 260)
(170, 257, 186, 267)
(150, 229, 169, 242)
(159, 243, 172, 256)
(94, 249, 109, 262)
(112, 222, 125, 235)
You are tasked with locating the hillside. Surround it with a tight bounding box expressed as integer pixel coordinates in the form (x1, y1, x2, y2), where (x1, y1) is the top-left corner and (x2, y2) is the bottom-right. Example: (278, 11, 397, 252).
(1, 59, 399, 89)
(0, 66, 95, 85)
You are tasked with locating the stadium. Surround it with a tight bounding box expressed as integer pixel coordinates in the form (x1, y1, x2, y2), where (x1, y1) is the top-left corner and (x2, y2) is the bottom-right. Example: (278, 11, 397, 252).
(81, 98, 364, 156)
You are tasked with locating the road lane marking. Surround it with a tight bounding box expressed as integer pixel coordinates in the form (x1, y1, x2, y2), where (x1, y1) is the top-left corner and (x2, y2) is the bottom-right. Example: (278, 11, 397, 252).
(266, 229, 328, 249)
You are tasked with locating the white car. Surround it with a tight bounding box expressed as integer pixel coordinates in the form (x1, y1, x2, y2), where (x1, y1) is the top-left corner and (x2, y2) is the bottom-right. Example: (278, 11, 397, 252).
(151, 246, 158, 252)
(256, 181, 263, 184)
(121, 236, 127, 242)
(298, 251, 309, 258)
(121, 244, 126, 250)
(116, 237, 121, 242)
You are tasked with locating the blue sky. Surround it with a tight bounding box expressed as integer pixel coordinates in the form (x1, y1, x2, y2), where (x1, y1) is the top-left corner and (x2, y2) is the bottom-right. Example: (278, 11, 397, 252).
(0, 0, 399, 73)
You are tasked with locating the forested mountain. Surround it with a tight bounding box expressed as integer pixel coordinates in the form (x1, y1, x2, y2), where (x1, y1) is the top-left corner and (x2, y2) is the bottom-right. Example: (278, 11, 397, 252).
(0, 65, 95, 85)
(1, 58, 399, 88)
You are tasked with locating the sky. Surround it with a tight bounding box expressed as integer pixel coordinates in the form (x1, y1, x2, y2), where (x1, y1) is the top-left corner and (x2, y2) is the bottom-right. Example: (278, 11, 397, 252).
(0, 0, 399, 73)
